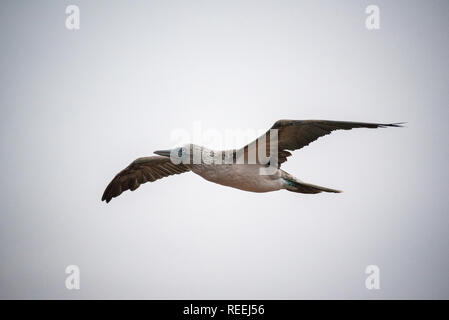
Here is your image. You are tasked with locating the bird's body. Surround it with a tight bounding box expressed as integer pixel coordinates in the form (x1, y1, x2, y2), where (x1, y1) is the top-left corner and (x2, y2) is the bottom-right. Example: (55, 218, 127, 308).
(102, 119, 403, 203)
(191, 161, 284, 193)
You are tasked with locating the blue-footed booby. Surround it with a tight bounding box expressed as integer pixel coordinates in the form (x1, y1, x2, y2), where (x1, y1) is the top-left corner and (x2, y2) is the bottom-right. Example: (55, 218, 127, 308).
(102, 119, 403, 203)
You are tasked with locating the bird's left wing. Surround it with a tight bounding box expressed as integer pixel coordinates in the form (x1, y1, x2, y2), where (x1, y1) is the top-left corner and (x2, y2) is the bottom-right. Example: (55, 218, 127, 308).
(101, 156, 190, 203)
(271, 119, 404, 152)
(241, 119, 404, 165)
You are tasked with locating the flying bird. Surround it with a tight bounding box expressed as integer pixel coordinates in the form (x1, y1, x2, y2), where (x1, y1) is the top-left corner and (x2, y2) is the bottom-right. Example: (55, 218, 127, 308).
(102, 119, 403, 203)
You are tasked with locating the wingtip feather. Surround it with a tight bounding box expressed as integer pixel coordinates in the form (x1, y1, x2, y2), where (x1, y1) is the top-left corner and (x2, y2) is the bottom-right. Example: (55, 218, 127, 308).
(381, 122, 407, 128)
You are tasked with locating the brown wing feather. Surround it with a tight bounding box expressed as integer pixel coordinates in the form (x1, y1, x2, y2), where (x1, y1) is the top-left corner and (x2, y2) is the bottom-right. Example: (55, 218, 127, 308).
(242, 119, 403, 165)
(101, 156, 190, 203)
(272, 120, 404, 151)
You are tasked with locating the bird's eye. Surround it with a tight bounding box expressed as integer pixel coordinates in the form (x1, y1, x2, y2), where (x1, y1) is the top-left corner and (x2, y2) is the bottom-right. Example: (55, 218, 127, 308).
(178, 148, 183, 157)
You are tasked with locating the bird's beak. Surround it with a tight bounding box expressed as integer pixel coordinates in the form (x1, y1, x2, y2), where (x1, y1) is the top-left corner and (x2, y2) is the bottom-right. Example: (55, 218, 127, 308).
(154, 149, 172, 157)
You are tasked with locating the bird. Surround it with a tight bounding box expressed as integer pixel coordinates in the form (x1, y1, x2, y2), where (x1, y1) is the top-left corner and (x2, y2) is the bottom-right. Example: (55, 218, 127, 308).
(101, 119, 403, 203)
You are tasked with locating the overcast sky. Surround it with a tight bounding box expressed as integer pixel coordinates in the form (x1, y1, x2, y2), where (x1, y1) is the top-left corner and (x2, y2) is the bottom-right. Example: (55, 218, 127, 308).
(0, 0, 448, 299)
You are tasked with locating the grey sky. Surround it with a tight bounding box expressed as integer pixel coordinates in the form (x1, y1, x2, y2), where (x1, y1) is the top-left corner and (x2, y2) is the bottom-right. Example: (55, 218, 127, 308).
(0, 0, 448, 299)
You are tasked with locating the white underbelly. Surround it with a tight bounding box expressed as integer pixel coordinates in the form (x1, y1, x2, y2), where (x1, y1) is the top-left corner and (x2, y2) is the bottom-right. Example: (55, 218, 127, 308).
(192, 164, 284, 192)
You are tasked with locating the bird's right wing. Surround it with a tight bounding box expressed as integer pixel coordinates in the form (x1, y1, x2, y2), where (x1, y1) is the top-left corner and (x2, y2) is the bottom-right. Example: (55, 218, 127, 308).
(101, 156, 190, 203)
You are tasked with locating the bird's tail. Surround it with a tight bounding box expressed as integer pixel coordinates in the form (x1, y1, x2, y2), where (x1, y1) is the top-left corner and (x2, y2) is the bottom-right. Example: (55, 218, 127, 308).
(281, 171, 342, 194)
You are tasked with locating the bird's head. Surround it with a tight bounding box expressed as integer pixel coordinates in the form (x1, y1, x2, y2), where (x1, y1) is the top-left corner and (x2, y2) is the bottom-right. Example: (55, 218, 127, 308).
(154, 144, 209, 165)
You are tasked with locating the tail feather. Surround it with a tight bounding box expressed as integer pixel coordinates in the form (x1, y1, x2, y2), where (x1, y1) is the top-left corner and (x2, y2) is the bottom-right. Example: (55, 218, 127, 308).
(282, 171, 342, 194)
